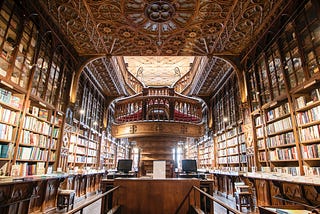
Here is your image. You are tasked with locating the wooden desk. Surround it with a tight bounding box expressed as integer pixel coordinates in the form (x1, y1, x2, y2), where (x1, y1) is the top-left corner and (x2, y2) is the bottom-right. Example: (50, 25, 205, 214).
(102, 178, 202, 214)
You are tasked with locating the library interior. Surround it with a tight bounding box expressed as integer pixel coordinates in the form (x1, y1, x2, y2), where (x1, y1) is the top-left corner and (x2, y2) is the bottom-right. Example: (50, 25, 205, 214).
(0, 0, 319, 214)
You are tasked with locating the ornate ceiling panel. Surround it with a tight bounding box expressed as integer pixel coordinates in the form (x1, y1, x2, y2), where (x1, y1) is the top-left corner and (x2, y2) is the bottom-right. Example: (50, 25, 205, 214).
(86, 57, 127, 96)
(124, 56, 195, 86)
(42, 0, 287, 56)
(192, 57, 234, 97)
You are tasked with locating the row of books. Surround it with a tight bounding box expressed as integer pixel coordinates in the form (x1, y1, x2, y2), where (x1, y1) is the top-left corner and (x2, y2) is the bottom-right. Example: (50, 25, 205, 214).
(227, 147, 238, 155)
(295, 88, 320, 109)
(218, 157, 227, 164)
(273, 167, 300, 176)
(10, 162, 50, 176)
(266, 132, 295, 148)
(296, 105, 320, 125)
(227, 137, 238, 147)
(226, 128, 237, 138)
(218, 141, 226, 149)
(30, 106, 49, 120)
(256, 127, 264, 138)
(239, 134, 245, 143)
(52, 114, 63, 126)
(69, 143, 83, 154)
(0, 106, 19, 124)
(240, 144, 246, 153)
(217, 134, 225, 142)
(75, 146, 86, 155)
(218, 150, 226, 156)
(87, 157, 97, 164)
(269, 147, 298, 160)
(52, 127, 60, 138)
(77, 137, 88, 147)
(20, 130, 49, 147)
(228, 155, 239, 164)
(199, 160, 212, 165)
(304, 166, 320, 176)
(88, 141, 97, 149)
(200, 153, 211, 159)
(240, 154, 247, 163)
(17, 146, 49, 161)
(23, 116, 51, 135)
(259, 151, 267, 161)
(301, 144, 320, 159)
(49, 151, 56, 161)
(0, 123, 14, 141)
(0, 87, 24, 109)
(266, 103, 290, 121)
(50, 138, 57, 149)
(299, 124, 320, 142)
(267, 117, 292, 134)
(0, 143, 13, 158)
(255, 116, 262, 126)
(258, 139, 265, 149)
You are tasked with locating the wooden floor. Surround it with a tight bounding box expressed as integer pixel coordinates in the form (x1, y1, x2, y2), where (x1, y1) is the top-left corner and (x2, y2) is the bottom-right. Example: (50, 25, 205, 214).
(55, 193, 259, 214)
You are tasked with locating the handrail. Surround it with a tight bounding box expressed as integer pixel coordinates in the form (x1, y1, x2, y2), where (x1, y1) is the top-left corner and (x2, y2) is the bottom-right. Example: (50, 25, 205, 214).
(113, 96, 204, 124)
(192, 186, 241, 214)
(174, 186, 195, 214)
(66, 186, 120, 214)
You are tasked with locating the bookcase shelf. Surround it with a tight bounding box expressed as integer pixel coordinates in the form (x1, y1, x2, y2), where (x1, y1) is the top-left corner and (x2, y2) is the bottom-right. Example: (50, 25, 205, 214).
(212, 71, 247, 172)
(245, 0, 320, 176)
(198, 137, 214, 169)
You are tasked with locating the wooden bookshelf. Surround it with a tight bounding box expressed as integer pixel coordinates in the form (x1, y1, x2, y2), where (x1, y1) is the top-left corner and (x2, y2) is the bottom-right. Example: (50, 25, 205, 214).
(198, 137, 214, 169)
(245, 0, 320, 176)
(0, 1, 75, 176)
(0, 84, 24, 175)
(212, 72, 247, 172)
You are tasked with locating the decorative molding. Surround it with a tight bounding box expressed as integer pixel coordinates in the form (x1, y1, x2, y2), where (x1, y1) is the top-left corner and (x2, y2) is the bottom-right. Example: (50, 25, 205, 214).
(111, 121, 204, 139)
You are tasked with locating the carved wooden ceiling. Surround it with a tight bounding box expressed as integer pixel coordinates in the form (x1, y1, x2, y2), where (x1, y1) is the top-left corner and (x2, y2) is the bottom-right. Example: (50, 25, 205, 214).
(40, 0, 290, 97)
(124, 56, 195, 86)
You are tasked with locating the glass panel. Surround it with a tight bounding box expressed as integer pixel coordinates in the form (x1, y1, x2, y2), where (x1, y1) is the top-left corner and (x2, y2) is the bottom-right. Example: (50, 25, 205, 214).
(31, 35, 52, 98)
(257, 57, 270, 104)
(0, 2, 18, 78)
(278, 24, 304, 89)
(11, 21, 37, 88)
(297, 1, 320, 77)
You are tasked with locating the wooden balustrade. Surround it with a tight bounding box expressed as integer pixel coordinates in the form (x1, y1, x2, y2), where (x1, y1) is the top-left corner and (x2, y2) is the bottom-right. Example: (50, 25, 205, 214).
(113, 93, 204, 124)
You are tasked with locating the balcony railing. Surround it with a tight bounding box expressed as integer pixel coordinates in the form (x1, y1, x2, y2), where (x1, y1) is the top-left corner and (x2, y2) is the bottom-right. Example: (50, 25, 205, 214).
(112, 87, 205, 125)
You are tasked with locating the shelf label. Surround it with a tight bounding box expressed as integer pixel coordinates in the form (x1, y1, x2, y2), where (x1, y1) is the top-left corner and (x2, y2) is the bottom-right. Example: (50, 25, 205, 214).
(1, 80, 13, 89)
(39, 101, 46, 107)
(303, 80, 316, 89)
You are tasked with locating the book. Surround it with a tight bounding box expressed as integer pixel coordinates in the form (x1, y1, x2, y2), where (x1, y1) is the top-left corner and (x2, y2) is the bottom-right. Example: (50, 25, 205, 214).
(0, 162, 7, 175)
(0, 144, 8, 158)
(38, 108, 48, 120)
(32, 106, 39, 117)
(36, 162, 45, 175)
(11, 164, 20, 177)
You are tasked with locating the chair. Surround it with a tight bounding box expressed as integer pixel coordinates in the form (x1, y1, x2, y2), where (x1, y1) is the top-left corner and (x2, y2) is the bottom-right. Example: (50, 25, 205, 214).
(57, 189, 76, 211)
(234, 182, 253, 212)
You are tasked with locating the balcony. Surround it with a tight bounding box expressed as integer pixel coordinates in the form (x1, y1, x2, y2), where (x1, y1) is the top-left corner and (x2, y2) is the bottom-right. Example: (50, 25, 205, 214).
(110, 87, 206, 139)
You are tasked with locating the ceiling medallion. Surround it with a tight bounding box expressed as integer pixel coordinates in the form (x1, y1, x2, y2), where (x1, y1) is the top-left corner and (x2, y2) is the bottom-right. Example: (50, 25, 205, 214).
(145, 1, 175, 23)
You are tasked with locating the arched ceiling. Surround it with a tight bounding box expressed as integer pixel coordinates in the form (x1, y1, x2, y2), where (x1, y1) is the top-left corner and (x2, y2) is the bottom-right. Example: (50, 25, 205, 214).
(39, 0, 291, 97)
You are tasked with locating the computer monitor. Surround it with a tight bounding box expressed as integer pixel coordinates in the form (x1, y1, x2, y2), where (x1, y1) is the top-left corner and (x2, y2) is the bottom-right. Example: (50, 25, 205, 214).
(117, 159, 133, 173)
(182, 159, 197, 174)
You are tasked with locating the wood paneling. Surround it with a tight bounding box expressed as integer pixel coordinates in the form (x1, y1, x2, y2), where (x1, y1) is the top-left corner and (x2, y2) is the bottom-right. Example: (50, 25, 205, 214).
(113, 178, 200, 214)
